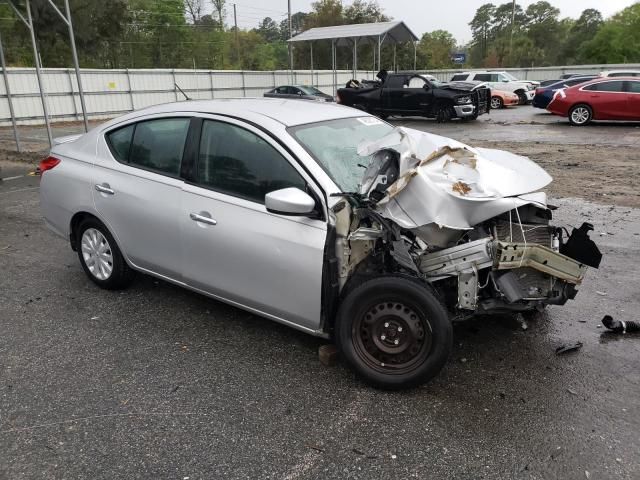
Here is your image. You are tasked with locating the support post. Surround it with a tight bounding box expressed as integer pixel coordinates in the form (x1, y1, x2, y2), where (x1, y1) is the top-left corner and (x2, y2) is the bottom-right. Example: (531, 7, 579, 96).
(310, 42, 314, 86)
(0, 32, 21, 152)
(377, 35, 381, 72)
(11, 0, 53, 146)
(332, 40, 336, 95)
(413, 41, 417, 70)
(352, 38, 358, 79)
(63, 0, 88, 131)
(125, 69, 135, 110)
(393, 44, 396, 72)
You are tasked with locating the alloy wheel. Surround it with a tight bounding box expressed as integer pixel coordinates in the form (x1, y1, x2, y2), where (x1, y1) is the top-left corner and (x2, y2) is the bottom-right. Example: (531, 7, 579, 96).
(81, 228, 114, 280)
(571, 107, 590, 125)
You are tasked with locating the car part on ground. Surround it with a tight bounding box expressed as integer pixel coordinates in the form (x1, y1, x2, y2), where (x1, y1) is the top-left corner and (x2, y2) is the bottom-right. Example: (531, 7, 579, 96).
(602, 315, 640, 333)
(337, 70, 490, 122)
(39, 99, 601, 390)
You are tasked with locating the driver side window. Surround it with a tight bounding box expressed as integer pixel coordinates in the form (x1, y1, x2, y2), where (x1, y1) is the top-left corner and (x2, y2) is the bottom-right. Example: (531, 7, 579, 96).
(196, 120, 306, 204)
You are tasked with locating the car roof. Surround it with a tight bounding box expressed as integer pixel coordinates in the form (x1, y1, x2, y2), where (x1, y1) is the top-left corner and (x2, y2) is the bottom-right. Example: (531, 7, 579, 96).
(601, 70, 640, 74)
(569, 76, 640, 88)
(100, 98, 361, 128)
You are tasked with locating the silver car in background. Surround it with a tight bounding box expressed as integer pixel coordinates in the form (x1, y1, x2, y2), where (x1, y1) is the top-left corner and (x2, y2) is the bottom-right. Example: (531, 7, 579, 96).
(40, 98, 600, 389)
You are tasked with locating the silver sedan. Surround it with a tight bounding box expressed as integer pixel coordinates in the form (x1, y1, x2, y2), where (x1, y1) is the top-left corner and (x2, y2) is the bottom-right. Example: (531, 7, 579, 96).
(40, 98, 599, 389)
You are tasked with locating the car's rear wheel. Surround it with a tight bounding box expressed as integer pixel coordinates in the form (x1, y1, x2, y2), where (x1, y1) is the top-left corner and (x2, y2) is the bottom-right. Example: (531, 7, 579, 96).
(568, 104, 593, 126)
(491, 96, 504, 109)
(335, 276, 452, 390)
(76, 218, 135, 290)
(516, 91, 528, 105)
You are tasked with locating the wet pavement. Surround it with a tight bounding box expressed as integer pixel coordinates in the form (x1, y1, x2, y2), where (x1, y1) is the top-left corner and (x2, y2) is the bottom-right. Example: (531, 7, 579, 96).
(1, 166, 639, 479)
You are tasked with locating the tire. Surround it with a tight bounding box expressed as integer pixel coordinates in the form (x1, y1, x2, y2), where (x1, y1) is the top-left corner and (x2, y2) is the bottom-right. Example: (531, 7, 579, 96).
(491, 96, 504, 109)
(76, 217, 135, 290)
(568, 104, 593, 126)
(335, 276, 452, 390)
(435, 104, 454, 123)
(516, 91, 528, 105)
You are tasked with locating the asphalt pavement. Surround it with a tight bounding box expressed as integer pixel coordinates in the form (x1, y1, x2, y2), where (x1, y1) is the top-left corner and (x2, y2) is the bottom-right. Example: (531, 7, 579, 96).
(1, 107, 640, 479)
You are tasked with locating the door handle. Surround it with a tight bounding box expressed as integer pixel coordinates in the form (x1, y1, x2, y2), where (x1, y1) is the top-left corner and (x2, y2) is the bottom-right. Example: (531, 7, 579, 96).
(190, 212, 217, 226)
(95, 184, 115, 195)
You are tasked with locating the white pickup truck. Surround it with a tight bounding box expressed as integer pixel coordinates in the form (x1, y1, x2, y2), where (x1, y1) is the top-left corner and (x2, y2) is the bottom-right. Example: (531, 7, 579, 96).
(450, 71, 539, 105)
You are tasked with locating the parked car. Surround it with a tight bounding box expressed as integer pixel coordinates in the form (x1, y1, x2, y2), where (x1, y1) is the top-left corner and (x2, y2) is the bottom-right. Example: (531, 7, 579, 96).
(532, 76, 596, 109)
(599, 70, 640, 78)
(560, 73, 583, 79)
(547, 77, 640, 125)
(264, 85, 334, 102)
(450, 71, 539, 104)
(539, 79, 562, 87)
(490, 89, 520, 109)
(337, 70, 490, 122)
(40, 98, 601, 389)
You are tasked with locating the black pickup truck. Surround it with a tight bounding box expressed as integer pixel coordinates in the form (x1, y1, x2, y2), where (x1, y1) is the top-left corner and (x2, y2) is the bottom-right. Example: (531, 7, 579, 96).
(337, 71, 490, 122)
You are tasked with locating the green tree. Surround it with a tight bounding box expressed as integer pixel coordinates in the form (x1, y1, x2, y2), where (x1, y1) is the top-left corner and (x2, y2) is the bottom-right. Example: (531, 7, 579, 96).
(579, 3, 640, 63)
(417, 30, 456, 69)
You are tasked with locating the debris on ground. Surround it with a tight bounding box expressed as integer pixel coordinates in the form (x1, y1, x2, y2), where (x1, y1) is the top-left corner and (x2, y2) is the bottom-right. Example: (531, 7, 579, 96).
(596, 291, 607, 296)
(555, 342, 584, 355)
(602, 315, 640, 334)
(319, 344, 338, 366)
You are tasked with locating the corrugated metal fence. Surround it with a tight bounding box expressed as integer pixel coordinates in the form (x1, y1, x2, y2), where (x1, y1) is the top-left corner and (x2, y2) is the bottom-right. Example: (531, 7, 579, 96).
(2, 64, 639, 126)
(0, 68, 372, 126)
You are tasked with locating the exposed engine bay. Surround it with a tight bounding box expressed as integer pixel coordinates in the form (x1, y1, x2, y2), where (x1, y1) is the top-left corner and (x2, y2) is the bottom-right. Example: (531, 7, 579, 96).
(329, 127, 602, 319)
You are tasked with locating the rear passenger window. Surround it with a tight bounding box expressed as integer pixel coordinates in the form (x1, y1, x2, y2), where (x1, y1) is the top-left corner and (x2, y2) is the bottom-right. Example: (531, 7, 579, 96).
(451, 74, 467, 81)
(106, 124, 134, 162)
(385, 75, 406, 88)
(129, 118, 190, 176)
(627, 81, 640, 93)
(474, 74, 492, 82)
(106, 118, 190, 177)
(584, 81, 625, 92)
(196, 120, 306, 204)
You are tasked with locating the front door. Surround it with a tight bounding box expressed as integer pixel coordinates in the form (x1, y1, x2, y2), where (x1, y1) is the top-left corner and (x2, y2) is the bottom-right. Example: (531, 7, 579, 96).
(624, 80, 640, 120)
(181, 117, 327, 331)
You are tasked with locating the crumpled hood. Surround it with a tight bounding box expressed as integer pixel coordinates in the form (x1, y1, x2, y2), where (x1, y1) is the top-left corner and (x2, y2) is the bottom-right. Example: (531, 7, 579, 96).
(358, 127, 552, 231)
(438, 81, 485, 92)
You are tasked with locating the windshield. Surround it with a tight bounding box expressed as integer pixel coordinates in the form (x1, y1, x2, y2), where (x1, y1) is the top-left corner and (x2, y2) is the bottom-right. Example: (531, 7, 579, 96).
(288, 117, 395, 192)
(298, 85, 324, 96)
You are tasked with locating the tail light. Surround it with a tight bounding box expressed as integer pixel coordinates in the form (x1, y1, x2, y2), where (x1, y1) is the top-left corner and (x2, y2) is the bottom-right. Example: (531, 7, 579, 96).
(535, 88, 542, 95)
(38, 156, 61, 175)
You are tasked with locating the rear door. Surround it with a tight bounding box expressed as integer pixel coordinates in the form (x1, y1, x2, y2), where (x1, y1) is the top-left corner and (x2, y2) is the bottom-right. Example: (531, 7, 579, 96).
(381, 74, 409, 113)
(582, 81, 627, 119)
(624, 80, 640, 120)
(400, 75, 434, 113)
(180, 116, 327, 330)
(95, 116, 191, 278)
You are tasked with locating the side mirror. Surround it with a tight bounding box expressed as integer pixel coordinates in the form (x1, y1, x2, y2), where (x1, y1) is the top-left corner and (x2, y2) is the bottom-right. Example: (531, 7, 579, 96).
(502, 79, 509, 82)
(265, 187, 316, 216)
(297, 91, 304, 96)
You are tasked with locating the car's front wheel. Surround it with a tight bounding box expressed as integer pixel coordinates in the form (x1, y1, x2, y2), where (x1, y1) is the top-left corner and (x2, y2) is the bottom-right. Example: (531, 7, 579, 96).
(76, 217, 135, 290)
(568, 104, 593, 126)
(516, 90, 528, 105)
(335, 276, 452, 390)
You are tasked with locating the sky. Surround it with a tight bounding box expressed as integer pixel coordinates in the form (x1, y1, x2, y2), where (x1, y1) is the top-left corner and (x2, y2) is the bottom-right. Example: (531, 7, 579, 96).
(226, 0, 638, 44)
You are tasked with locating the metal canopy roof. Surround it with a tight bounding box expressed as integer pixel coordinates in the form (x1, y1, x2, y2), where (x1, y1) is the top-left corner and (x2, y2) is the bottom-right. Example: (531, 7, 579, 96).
(288, 20, 418, 46)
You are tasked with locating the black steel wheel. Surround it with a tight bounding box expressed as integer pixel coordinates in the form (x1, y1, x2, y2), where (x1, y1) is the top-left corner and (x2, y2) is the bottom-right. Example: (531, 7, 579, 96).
(335, 276, 452, 390)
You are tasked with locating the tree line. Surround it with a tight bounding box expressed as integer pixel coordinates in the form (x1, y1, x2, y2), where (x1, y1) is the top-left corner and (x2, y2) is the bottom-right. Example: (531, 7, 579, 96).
(0, 0, 638, 71)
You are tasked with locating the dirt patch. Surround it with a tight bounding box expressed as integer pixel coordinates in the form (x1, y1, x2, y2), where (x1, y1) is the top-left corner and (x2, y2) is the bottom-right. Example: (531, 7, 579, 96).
(0, 148, 43, 166)
(474, 141, 640, 208)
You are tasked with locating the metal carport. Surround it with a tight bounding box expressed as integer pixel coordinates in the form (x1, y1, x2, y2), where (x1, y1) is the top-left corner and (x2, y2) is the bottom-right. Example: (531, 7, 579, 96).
(287, 20, 419, 94)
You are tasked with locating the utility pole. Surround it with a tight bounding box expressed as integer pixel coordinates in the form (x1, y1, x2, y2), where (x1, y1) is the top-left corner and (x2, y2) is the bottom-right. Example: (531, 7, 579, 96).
(510, 0, 516, 61)
(233, 3, 239, 65)
(288, 0, 293, 80)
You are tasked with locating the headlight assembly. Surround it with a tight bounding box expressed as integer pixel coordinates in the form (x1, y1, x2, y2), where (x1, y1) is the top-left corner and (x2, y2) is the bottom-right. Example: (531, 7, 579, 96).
(456, 96, 472, 105)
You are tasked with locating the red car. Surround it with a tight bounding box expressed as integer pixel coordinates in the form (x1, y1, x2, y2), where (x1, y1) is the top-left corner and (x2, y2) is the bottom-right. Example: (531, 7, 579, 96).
(547, 77, 640, 126)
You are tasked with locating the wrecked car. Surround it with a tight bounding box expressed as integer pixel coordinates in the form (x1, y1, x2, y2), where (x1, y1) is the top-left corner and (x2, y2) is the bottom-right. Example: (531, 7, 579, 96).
(337, 70, 491, 122)
(40, 99, 601, 390)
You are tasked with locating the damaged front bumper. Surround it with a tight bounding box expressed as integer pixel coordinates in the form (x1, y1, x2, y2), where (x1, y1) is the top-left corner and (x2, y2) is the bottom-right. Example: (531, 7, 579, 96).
(453, 104, 477, 118)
